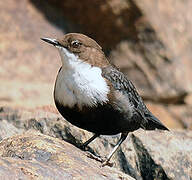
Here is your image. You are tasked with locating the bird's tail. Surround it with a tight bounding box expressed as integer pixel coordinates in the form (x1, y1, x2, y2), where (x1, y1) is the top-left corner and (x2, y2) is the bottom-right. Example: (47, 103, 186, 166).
(143, 112, 169, 131)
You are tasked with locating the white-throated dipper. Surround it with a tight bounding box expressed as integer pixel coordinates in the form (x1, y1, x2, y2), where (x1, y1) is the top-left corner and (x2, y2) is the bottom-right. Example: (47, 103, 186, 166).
(41, 33, 169, 166)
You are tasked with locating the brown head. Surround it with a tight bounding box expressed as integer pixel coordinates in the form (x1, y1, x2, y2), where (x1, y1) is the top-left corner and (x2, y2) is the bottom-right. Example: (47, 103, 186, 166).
(41, 33, 110, 68)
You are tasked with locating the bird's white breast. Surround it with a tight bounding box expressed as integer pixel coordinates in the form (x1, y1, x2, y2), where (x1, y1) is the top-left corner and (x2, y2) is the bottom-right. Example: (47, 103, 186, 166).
(54, 47, 109, 108)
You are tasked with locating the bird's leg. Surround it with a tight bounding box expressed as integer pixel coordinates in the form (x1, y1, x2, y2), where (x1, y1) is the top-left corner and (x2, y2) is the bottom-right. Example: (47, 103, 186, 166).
(81, 134, 100, 150)
(102, 132, 128, 167)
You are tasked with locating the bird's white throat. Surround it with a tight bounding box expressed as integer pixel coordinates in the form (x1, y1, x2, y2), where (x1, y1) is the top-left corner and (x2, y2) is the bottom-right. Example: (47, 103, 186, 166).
(54, 47, 109, 108)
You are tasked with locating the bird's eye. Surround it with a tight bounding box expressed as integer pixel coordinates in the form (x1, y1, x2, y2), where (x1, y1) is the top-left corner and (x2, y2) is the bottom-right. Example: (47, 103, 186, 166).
(71, 40, 81, 48)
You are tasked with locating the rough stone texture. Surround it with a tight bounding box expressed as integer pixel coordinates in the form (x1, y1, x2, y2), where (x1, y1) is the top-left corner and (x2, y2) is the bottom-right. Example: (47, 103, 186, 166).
(167, 105, 192, 130)
(130, 0, 192, 100)
(1, 0, 192, 129)
(0, 0, 62, 82)
(42, 0, 192, 101)
(0, 107, 191, 180)
(132, 131, 192, 180)
(31, 0, 141, 50)
(145, 103, 183, 129)
(1, 0, 192, 178)
(0, 132, 134, 180)
(0, 0, 62, 108)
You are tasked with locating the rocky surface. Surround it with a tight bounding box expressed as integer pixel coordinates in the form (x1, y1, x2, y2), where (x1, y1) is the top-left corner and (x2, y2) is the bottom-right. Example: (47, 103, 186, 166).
(0, 131, 135, 180)
(43, 0, 192, 101)
(0, 0, 62, 108)
(1, 0, 192, 179)
(1, 0, 192, 128)
(132, 131, 192, 180)
(0, 107, 192, 180)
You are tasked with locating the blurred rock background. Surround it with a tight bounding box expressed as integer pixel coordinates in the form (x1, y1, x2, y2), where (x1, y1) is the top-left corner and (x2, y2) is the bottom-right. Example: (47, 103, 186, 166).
(1, 0, 192, 129)
(0, 0, 192, 179)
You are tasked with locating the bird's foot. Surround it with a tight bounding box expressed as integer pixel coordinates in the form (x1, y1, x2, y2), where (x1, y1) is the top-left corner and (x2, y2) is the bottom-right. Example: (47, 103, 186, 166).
(79, 144, 87, 151)
(85, 151, 103, 162)
(85, 151, 113, 167)
(101, 158, 113, 167)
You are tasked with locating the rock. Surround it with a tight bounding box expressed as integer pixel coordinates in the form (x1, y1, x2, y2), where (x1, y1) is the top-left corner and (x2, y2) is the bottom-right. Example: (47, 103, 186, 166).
(0, 0, 62, 82)
(0, 120, 23, 141)
(84, 130, 192, 180)
(145, 103, 184, 129)
(131, 130, 192, 180)
(132, 0, 192, 99)
(40, 0, 192, 101)
(168, 105, 192, 130)
(0, 132, 134, 180)
(184, 93, 192, 106)
(1, 0, 192, 177)
(109, 0, 192, 101)
(140, 102, 192, 130)
(33, 0, 141, 49)
(0, 107, 192, 179)
(0, 0, 62, 108)
(1, 0, 191, 128)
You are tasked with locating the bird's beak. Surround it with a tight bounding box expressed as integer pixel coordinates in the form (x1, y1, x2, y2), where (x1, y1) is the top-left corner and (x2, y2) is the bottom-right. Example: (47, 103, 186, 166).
(41, 38, 59, 46)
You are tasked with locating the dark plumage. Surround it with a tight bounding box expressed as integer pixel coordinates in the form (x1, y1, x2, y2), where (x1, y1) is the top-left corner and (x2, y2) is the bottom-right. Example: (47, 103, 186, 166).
(41, 33, 169, 166)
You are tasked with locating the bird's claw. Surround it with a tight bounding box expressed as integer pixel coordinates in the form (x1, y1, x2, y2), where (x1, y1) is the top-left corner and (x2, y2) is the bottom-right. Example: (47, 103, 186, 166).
(79, 144, 87, 151)
(85, 151, 103, 162)
(100, 158, 113, 167)
(85, 151, 113, 167)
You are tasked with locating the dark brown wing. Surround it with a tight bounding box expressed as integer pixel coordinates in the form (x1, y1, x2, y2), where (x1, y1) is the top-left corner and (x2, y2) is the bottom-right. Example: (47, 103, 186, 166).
(102, 66, 169, 131)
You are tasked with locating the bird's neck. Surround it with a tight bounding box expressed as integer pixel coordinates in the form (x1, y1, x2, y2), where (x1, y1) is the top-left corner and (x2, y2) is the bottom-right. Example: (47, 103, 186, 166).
(58, 46, 80, 69)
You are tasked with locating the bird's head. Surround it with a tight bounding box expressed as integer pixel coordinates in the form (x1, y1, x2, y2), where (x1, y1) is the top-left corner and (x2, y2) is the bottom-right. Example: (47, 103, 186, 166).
(41, 33, 109, 68)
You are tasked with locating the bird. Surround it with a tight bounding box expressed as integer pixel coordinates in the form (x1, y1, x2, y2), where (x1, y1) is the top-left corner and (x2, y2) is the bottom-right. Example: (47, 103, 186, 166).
(41, 33, 169, 166)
